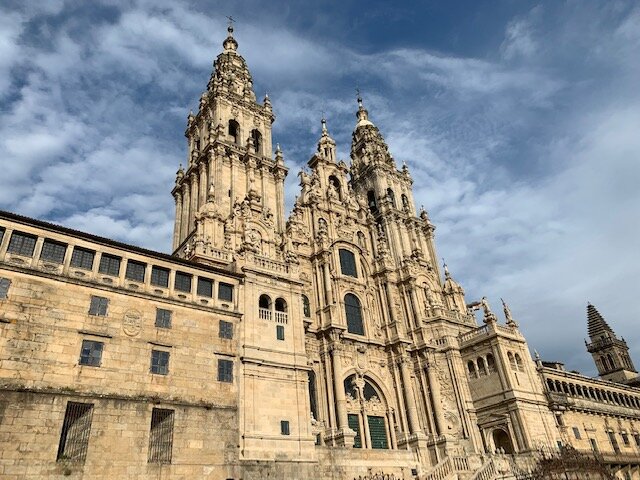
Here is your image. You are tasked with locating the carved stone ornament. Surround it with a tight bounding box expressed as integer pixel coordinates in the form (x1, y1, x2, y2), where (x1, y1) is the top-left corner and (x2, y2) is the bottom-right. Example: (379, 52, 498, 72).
(123, 310, 142, 337)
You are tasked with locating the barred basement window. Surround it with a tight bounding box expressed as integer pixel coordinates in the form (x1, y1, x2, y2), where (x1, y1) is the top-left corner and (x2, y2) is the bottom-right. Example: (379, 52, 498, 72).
(148, 408, 174, 464)
(57, 402, 94, 463)
(79, 340, 103, 367)
(7, 231, 37, 257)
(40, 239, 67, 264)
(150, 350, 170, 375)
(197, 277, 213, 297)
(219, 320, 233, 339)
(339, 249, 357, 277)
(125, 260, 146, 282)
(174, 271, 192, 293)
(155, 309, 172, 329)
(218, 359, 233, 383)
(218, 282, 233, 302)
(88, 296, 109, 316)
(98, 253, 121, 276)
(151, 266, 170, 287)
(276, 325, 285, 341)
(0, 278, 11, 300)
(280, 420, 290, 435)
(70, 247, 95, 270)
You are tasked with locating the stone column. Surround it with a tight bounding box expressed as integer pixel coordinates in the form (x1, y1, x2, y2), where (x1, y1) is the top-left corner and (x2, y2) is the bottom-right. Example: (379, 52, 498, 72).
(322, 255, 334, 305)
(398, 354, 422, 435)
(275, 169, 286, 232)
(331, 343, 348, 429)
(181, 183, 190, 241)
(323, 350, 337, 430)
(172, 192, 182, 251)
(409, 286, 421, 328)
(425, 354, 445, 436)
(198, 162, 207, 208)
(190, 173, 199, 233)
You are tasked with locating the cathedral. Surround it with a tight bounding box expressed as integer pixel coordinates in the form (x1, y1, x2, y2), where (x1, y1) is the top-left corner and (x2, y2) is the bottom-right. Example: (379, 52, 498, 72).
(1, 25, 640, 480)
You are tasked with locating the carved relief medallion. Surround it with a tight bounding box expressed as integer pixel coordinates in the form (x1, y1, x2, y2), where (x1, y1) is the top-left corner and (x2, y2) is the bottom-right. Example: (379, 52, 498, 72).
(123, 309, 142, 337)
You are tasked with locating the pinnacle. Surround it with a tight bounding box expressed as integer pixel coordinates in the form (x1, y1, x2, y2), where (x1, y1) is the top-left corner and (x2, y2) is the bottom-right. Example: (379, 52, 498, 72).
(587, 303, 615, 339)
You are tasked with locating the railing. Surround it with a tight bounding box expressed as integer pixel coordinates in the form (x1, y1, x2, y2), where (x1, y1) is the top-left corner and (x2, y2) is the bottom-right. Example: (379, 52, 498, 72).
(251, 254, 290, 274)
(422, 457, 452, 480)
(460, 325, 489, 343)
(469, 457, 496, 480)
(275, 311, 288, 324)
(205, 246, 231, 261)
(259, 308, 272, 321)
(451, 456, 469, 472)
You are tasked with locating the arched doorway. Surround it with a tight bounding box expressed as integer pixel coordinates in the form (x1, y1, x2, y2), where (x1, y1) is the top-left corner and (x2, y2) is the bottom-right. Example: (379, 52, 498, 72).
(344, 375, 392, 449)
(492, 428, 514, 453)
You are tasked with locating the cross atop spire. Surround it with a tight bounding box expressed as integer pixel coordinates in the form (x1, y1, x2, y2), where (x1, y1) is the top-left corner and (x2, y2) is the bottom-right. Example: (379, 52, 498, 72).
(223, 16, 238, 52)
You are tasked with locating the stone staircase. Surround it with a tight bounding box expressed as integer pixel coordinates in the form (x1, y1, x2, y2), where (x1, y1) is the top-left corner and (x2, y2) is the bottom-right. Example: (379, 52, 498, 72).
(420, 454, 517, 480)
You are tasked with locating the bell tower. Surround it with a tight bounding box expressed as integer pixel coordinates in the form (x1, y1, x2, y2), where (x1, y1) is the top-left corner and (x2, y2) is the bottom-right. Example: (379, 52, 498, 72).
(585, 303, 638, 383)
(171, 24, 287, 265)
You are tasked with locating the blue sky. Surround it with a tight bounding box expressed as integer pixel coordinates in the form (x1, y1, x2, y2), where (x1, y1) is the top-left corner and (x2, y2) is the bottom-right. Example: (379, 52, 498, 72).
(1, 0, 639, 375)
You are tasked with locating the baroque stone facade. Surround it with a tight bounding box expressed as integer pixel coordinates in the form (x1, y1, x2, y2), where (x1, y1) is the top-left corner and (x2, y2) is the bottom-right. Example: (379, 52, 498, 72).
(1, 26, 640, 480)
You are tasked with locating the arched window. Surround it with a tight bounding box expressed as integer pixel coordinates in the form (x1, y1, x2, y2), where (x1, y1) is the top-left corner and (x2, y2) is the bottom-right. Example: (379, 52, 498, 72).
(514, 353, 524, 372)
(259, 294, 272, 321)
(486, 354, 496, 373)
(401, 194, 409, 211)
(467, 361, 477, 379)
(228, 120, 240, 145)
(251, 129, 262, 154)
(367, 190, 378, 214)
(339, 249, 358, 278)
(275, 298, 287, 312)
(547, 379, 555, 391)
(302, 295, 311, 317)
(508, 352, 517, 370)
(607, 353, 616, 369)
(344, 294, 364, 335)
(477, 357, 487, 376)
(386, 188, 396, 208)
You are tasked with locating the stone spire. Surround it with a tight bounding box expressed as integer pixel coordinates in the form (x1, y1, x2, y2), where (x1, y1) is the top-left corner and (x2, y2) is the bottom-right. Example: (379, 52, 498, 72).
(587, 303, 615, 339)
(317, 117, 337, 162)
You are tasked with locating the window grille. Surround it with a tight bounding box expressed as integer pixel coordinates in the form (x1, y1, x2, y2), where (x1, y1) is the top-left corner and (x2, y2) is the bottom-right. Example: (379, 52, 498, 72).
(344, 294, 364, 335)
(339, 249, 358, 277)
(125, 260, 146, 282)
(151, 266, 170, 287)
(148, 408, 174, 464)
(88, 296, 109, 316)
(280, 420, 290, 435)
(197, 277, 213, 297)
(7, 231, 37, 257)
(174, 271, 192, 292)
(276, 325, 285, 341)
(218, 282, 233, 302)
(40, 239, 67, 264)
(155, 309, 172, 329)
(348, 414, 362, 448)
(0, 278, 11, 300)
(98, 253, 121, 276)
(219, 320, 233, 339)
(150, 350, 170, 375)
(218, 359, 233, 383)
(70, 247, 95, 270)
(57, 402, 94, 463)
(368, 416, 388, 449)
(79, 340, 103, 366)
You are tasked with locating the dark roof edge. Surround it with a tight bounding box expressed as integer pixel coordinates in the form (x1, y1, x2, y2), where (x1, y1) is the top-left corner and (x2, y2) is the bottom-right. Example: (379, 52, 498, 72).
(0, 210, 242, 279)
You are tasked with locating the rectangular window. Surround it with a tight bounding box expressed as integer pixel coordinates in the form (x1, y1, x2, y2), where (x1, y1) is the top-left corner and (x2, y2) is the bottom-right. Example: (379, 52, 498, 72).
(197, 277, 213, 297)
(57, 402, 94, 463)
(368, 415, 389, 449)
(70, 247, 95, 270)
(40, 239, 67, 264)
(572, 427, 581, 440)
(148, 408, 174, 464)
(0, 278, 11, 300)
(608, 431, 620, 453)
(150, 266, 170, 288)
(634, 434, 640, 447)
(280, 420, 290, 436)
(155, 309, 172, 329)
(174, 271, 192, 293)
(88, 296, 109, 316)
(218, 282, 233, 302)
(348, 414, 362, 448)
(621, 432, 630, 445)
(7, 231, 37, 257)
(218, 359, 233, 383)
(219, 320, 233, 339)
(276, 325, 285, 341)
(98, 253, 121, 276)
(339, 249, 358, 277)
(125, 260, 146, 282)
(590, 438, 599, 452)
(150, 350, 170, 375)
(79, 340, 103, 367)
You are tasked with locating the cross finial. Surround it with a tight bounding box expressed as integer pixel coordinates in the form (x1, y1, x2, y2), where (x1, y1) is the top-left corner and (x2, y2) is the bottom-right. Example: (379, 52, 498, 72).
(226, 15, 235, 27)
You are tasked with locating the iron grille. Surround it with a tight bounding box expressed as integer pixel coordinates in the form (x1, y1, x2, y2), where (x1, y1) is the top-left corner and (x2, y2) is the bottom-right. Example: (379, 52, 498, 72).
(40, 239, 67, 264)
(218, 359, 233, 382)
(125, 260, 146, 282)
(174, 271, 192, 292)
(98, 253, 121, 276)
(57, 402, 94, 463)
(7, 231, 37, 257)
(148, 408, 174, 464)
(151, 266, 170, 287)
